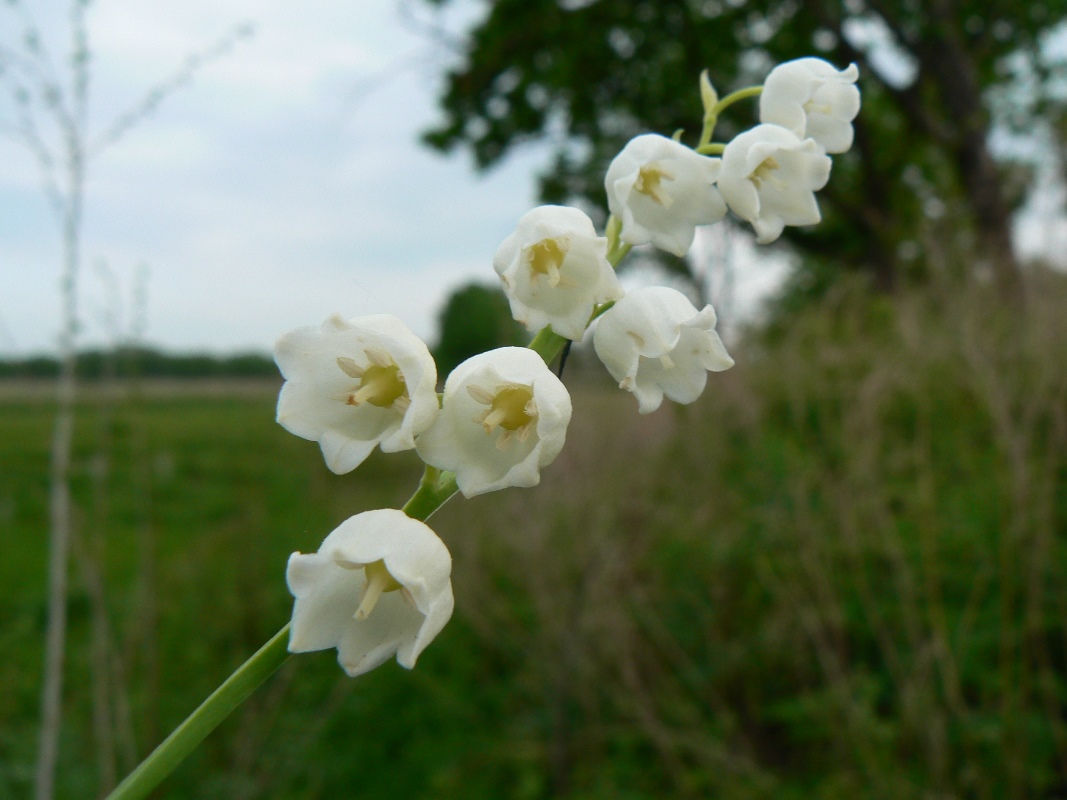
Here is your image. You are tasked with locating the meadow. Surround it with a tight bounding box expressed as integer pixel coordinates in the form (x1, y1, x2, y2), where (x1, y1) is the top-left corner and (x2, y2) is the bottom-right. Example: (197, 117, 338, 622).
(2, 276, 1066, 799)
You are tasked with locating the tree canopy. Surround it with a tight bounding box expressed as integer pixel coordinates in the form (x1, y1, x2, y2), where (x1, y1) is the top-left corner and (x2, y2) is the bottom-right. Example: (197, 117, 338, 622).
(422, 0, 1067, 296)
(433, 282, 528, 376)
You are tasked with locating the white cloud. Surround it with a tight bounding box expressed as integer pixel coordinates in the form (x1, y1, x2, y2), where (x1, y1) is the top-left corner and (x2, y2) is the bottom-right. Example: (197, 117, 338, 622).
(1, 0, 543, 356)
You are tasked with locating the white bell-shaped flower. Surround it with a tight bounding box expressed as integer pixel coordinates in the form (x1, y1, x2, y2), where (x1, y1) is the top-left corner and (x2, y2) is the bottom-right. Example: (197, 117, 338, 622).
(493, 205, 623, 340)
(717, 124, 832, 244)
(287, 509, 454, 677)
(416, 347, 572, 497)
(760, 58, 860, 154)
(605, 133, 728, 257)
(275, 314, 439, 474)
(593, 286, 734, 414)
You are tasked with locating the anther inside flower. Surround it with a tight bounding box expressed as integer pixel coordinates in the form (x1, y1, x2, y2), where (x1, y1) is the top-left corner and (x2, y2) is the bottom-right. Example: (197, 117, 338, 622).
(468, 382, 537, 449)
(338, 559, 402, 620)
(337, 351, 410, 412)
(634, 163, 675, 207)
(749, 156, 780, 190)
(525, 237, 573, 288)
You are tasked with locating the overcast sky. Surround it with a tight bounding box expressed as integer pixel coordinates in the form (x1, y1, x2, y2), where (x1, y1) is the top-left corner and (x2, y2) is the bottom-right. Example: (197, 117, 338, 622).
(2, 2, 1064, 357)
(0, 0, 565, 355)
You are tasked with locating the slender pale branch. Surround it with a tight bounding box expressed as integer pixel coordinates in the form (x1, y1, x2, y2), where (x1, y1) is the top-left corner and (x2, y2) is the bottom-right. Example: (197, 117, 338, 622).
(88, 22, 254, 158)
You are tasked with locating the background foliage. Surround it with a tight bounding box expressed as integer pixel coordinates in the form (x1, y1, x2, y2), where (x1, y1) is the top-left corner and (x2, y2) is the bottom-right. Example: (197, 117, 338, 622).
(432, 282, 528, 375)
(422, 0, 1067, 296)
(3, 271, 1065, 797)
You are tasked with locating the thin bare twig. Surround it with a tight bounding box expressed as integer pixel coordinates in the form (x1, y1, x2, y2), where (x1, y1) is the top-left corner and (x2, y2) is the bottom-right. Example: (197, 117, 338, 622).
(4, 5, 251, 797)
(88, 22, 254, 158)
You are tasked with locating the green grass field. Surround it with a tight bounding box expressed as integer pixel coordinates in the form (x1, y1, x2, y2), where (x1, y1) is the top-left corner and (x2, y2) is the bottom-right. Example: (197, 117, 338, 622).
(3, 279, 1067, 799)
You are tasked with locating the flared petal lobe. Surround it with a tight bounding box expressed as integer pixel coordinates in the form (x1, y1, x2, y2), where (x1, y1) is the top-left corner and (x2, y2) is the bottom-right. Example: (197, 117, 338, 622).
(594, 286, 733, 414)
(287, 509, 454, 677)
(494, 205, 623, 340)
(274, 314, 439, 474)
(416, 347, 572, 497)
(760, 58, 860, 154)
(718, 124, 832, 244)
(605, 134, 727, 256)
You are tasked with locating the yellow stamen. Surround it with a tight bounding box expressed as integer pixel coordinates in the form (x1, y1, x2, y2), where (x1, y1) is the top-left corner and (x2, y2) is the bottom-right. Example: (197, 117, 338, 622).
(470, 383, 538, 449)
(354, 560, 402, 620)
(346, 361, 408, 409)
(479, 385, 536, 433)
(750, 156, 780, 189)
(467, 384, 496, 405)
(634, 164, 675, 207)
(336, 356, 364, 379)
(525, 237, 569, 287)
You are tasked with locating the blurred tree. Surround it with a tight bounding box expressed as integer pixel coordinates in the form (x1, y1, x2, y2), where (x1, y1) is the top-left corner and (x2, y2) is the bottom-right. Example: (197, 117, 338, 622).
(434, 282, 528, 375)
(421, 0, 1067, 298)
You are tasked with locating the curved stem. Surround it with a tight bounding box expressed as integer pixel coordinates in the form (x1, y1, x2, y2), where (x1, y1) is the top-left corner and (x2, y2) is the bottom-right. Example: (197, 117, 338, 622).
(713, 84, 763, 113)
(527, 326, 570, 367)
(696, 143, 726, 155)
(403, 468, 459, 521)
(104, 625, 292, 800)
(698, 84, 763, 148)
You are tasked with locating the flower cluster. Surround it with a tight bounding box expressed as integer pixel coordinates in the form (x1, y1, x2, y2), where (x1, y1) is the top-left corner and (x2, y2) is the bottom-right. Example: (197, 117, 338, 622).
(272, 56, 859, 678)
(608, 58, 858, 248)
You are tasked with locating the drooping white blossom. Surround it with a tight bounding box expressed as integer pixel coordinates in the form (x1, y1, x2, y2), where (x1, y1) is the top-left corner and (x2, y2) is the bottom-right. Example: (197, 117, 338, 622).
(760, 58, 860, 154)
(493, 205, 623, 340)
(287, 509, 454, 677)
(605, 133, 728, 257)
(717, 124, 832, 244)
(275, 314, 439, 474)
(416, 347, 572, 497)
(593, 286, 733, 414)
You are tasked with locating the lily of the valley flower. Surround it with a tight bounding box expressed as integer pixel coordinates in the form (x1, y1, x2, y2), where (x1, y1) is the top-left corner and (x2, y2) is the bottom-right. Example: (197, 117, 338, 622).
(717, 124, 832, 244)
(605, 133, 727, 257)
(275, 313, 439, 474)
(287, 509, 454, 677)
(493, 205, 623, 340)
(416, 347, 572, 497)
(593, 286, 734, 414)
(760, 57, 860, 155)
